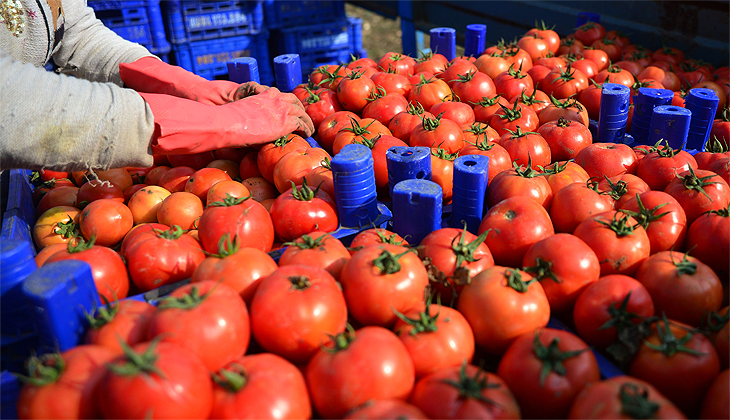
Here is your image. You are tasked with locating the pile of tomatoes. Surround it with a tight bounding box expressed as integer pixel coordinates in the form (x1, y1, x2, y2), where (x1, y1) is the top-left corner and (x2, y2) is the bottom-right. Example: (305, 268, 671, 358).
(16, 18, 730, 420)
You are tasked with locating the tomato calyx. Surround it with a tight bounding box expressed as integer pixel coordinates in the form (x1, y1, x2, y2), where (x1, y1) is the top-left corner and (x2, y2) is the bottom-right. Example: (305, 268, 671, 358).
(555, 116, 570, 128)
(630, 74, 655, 92)
(213, 233, 240, 258)
(152, 225, 186, 240)
(473, 95, 503, 108)
(212, 363, 248, 393)
(504, 268, 537, 293)
(406, 101, 427, 116)
(466, 138, 496, 151)
(451, 70, 477, 85)
(440, 361, 502, 405)
(618, 194, 670, 230)
(532, 332, 588, 386)
(602, 293, 657, 366)
(518, 89, 547, 107)
(319, 157, 332, 170)
(507, 62, 528, 79)
(450, 224, 490, 269)
(550, 65, 577, 84)
(700, 309, 729, 334)
(85, 295, 120, 329)
(209, 193, 254, 208)
(513, 157, 540, 178)
(595, 212, 641, 237)
(289, 178, 323, 202)
(304, 87, 322, 104)
(534, 19, 556, 31)
(705, 204, 730, 218)
(549, 95, 584, 112)
(619, 383, 660, 419)
(53, 216, 80, 239)
(412, 74, 438, 95)
(600, 176, 630, 202)
(421, 113, 444, 131)
(668, 251, 698, 276)
(649, 139, 679, 158)
(372, 248, 414, 275)
(323, 324, 357, 353)
(288, 275, 312, 290)
(644, 316, 706, 357)
(538, 160, 569, 175)
(283, 233, 329, 250)
(354, 134, 382, 150)
(273, 136, 293, 147)
(495, 102, 524, 122)
(393, 294, 441, 335)
(677, 166, 720, 201)
(107, 335, 166, 377)
(66, 235, 96, 253)
(505, 126, 539, 140)
(158, 284, 213, 310)
(366, 86, 387, 102)
(341, 117, 378, 137)
(431, 146, 459, 162)
(523, 257, 560, 284)
(703, 135, 730, 153)
(315, 64, 345, 88)
(15, 352, 66, 387)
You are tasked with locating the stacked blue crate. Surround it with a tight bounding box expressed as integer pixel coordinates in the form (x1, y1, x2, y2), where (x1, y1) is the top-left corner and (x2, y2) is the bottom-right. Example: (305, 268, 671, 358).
(163, 1, 274, 85)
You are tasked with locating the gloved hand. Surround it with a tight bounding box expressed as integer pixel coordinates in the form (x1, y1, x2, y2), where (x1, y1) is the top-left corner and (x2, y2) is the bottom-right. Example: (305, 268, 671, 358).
(140, 88, 315, 154)
(120, 57, 269, 105)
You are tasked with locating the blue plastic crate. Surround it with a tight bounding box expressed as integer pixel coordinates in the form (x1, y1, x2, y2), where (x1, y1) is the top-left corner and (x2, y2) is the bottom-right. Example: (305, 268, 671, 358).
(171, 32, 273, 84)
(272, 18, 353, 76)
(347, 16, 362, 52)
(163, 0, 264, 44)
(263, 0, 345, 29)
(91, 4, 153, 45)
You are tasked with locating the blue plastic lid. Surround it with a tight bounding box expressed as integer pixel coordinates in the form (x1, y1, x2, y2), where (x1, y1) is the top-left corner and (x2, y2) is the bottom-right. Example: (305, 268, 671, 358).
(274, 54, 303, 93)
(227, 57, 260, 84)
(464, 24, 487, 57)
(430, 27, 456, 61)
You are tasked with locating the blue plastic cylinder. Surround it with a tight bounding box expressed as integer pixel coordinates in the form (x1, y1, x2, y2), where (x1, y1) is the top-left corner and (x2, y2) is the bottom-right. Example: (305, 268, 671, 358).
(392, 179, 443, 245)
(685, 88, 720, 151)
(649, 105, 692, 150)
(448, 155, 489, 234)
(227, 57, 260, 84)
(597, 83, 631, 144)
(386, 146, 432, 198)
(430, 27, 456, 61)
(464, 24, 487, 57)
(331, 144, 379, 228)
(274, 54, 303, 93)
(628, 88, 674, 145)
(1, 239, 38, 346)
(22, 260, 100, 353)
(576, 11, 601, 26)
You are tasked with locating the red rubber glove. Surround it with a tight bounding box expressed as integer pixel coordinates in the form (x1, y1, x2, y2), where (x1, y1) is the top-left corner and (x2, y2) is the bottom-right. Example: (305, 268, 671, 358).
(120, 57, 269, 105)
(139, 89, 315, 155)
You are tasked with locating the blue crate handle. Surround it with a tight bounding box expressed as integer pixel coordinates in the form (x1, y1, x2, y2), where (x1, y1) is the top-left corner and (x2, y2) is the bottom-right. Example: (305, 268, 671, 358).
(227, 57, 260, 84)
(464, 24, 487, 57)
(447, 154, 489, 234)
(392, 179, 443, 245)
(597, 83, 630, 144)
(386, 146, 432, 199)
(576, 11, 601, 27)
(331, 144, 379, 229)
(685, 88, 720, 151)
(274, 54, 303, 92)
(649, 105, 692, 150)
(628, 87, 674, 145)
(430, 27, 456, 61)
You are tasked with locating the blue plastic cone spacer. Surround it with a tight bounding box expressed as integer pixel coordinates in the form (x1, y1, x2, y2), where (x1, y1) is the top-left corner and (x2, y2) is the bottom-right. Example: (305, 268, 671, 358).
(448, 155, 489, 234)
(576, 11, 601, 27)
(227, 57, 260, 84)
(597, 83, 631, 144)
(274, 54, 303, 93)
(392, 179, 443, 245)
(649, 105, 692, 150)
(1, 239, 38, 346)
(430, 27, 456, 61)
(685, 88, 720, 151)
(386, 146, 432, 198)
(331, 144, 379, 229)
(628, 87, 674, 145)
(464, 24, 487, 57)
(22, 260, 100, 353)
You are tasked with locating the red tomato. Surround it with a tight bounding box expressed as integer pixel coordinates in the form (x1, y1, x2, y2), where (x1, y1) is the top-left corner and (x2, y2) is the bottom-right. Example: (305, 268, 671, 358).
(410, 114, 465, 153)
(339, 244, 429, 327)
(513, 88, 551, 115)
(489, 102, 540, 136)
(306, 326, 415, 419)
(332, 118, 392, 155)
(571, 57, 600, 80)
(214, 147, 248, 163)
(378, 52, 416, 76)
(210, 353, 312, 420)
(349, 228, 409, 253)
(537, 116, 593, 162)
(126, 185, 171, 225)
(408, 74, 452, 112)
(344, 399, 428, 420)
(685, 206, 729, 278)
(541, 66, 589, 99)
(336, 69, 376, 113)
(269, 180, 338, 242)
(574, 22, 606, 46)
(549, 181, 615, 233)
(636, 144, 698, 191)
(272, 147, 331, 193)
(451, 69, 497, 104)
(413, 52, 449, 75)
(183, 167, 231, 202)
(97, 340, 214, 419)
(518, 34, 551, 61)
(527, 64, 552, 90)
(478, 196, 555, 268)
(35, 185, 79, 217)
(389, 102, 435, 143)
(460, 136, 512, 185)
(582, 47, 610, 72)
(197, 195, 275, 253)
(593, 64, 635, 88)
(498, 126, 552, 170)
(409, 363, 521, 419)
(540, 160, 591, 195)
(207, 159, 240, 180)
(74, 179, 123, 208)
(597, 173, 651, 209)
(619, 191, 688, 254)
(438, 58, 479, 88)
(430, 101, 476, 127)
(538, 96, 590, 126)
(156, 191, 203, 231)
(118, 222, 167, 258)
(557, 37, 584, 56)
(371, 71, 412, 97)
(498, 328, 600, 419)
(700, 369, 729, 420)
(250, 264, 348, 364)
(85, 300, 156, 353)
(303, 87, 343, 128)
(476, 52, 513, 80)
(278, 231, 351, 279)
(305, 158, 336, 200)
(143, 165, 170, 186)
(78, 198, 133, 247)
(430, 147, 457, 202)
(361, 90, 409, 127)
(638, 66, 681, 92)
(573, 211, 651, 276)
(473, 95, 511, 124)
(317, 111, 361, 154)
(487, 164, 553, 210)
(206, 180, 250, 206)
(664, 167, 730, 226)
(652, 45, 685, 66)
(256, 134, 310, 183)
(574, 142, 638, 179)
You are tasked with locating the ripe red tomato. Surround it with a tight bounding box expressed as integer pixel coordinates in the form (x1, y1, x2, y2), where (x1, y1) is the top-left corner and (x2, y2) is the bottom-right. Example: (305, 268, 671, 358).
(306, 326, 416, 419)
(362, 90, 409, 127)
(513, 88, 551, 115)
(619, 191, 688, 254)
(35, 185, 79, 217)
(475, 52, 512, 80)
(527, 64, 552, 90)
(685, 206, 729, 278)
(574, 22, 607, 46)
(574, 142, 638, 179)
(269, 180, 338, 242)
(339, 244, 429, 327)
(303, 87, 343, 128)
(518, 34, 551, 61)
(250, 264, 348, 364)
(344, 399, 428, 420)
(332, 118, 392, 155)
(638, 66, 681, 92)
(256, 134, 310, 183)
(438, 58, 479, 87)
(336, 69, 376, 113)
(305, 159, 336, 201)
(408, 74, 452, 112)
(349, 228, 409, 253)
(557, 37, 584, 56)
(143, 165, 170, 186)
(206, 159, 240, 180)
(538, 96, 590, 126)
(664, 167, 730, 226)
(498, 328, 600, 419)
(210, 353, 312, 420)
(184, 167, 231, 201)
(487, 163, 553, 210)
(157, 165, 195, 193)
(430, 147, 457, 202)
(78, 198, 133, 247)
(205, 180, 249, 206)
(540, 161, 591, 195)
(74, 179, 124, 208)
(85, 300, 156, 354)
(597, 173, 651, 209)
(197, 195, 275, 253)
(594, 64, 635, 88)
(378, 52, 416, 76)
(460, 137, 512, 185)
(478, 196, 555, 268)
(549, 181, 614, 233)
(278, 231, 351, 279)
(430, 101, 476, 127)
(489, 102, 540, 136)
(541, 66, 589, 99)
(317, 111, 360, 154)
(272, 147, 331, 193)
(458, 266, 550, 355)
(635, 143, 699, 191)
(537, 117, 593, 162)
(389, 102, 435, 142)
(699, 369, 730, 420)
(582, 47, 610, 72)
(473, 95, 511, 123)
(410, 114, 465, 153)
(451, 70, 497, 104)
(498, 126, 552, 170)
(371, 70, 412, 97)
(413, 52, 448, 75)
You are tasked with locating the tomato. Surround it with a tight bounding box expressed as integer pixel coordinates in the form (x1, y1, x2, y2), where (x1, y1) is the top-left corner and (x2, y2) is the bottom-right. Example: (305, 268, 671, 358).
(269, 180, 338, 242)
(575, 142, 638, 179)
(388, 102, 434, 142)
(614, 59, 645, 76)
(413, 51, 449, 75)
(98, 340, 214, 419)
(210, 353, 312, 420)
(17, 345, 118, 419)
(241, 176, 278, 202)
(126, 185, 171, 225)
(549, 181, 614, 233)
(78, 198, 133, 247)
(408, 74, 452, 112)
(250, 264, 347, 364)
(634, 143, 698, 191)
(700, 369, 729, 420)
(619, 191, 688, 254)
(538, 96, 590, 126)
(85, 300, 156, 353)
(460, 135, 512, 185)
(371, 70, 412, 97)
(568, 376, 687, 419)
(498, 126, 552, 170)
(205, 180, 250, 207)
(278, 231, 351, 279)
(541, 66, 589, 99)
(35, 185, 78, 217)
(344, 399, 428, 420)
(305, 158, 336, 201)
(540, 161, 591, 195)
(409, 363, 521, 419)
(686, 206, 729, 279)
(487, 163, 553, 209)
(638, 66, 681, 92)
(32, 178, 76, 206)
(214, 147, 248, 163)
(34, 242, 66, 267)
(430, 147, 457, 203)
(430, 101, 476, 127)
(316, 111, 360, 154)
(652, 45, 685, 66)
(410, 114, 465, 153)
(153, 191, 203, 231)
(126, 225, 206, 292)
(206, 159, 240, 180)
(582, 47, 610, 72)
(167, 151, 216, 170)
(527, 64, 552, 91)
(522, 233, 600, 314)
(143, 165, 170, 186)
(557, 37, 584, 56)
(362, 90, 409, 127)
(517, 34, 551, 61)
(513, 88, 551, 115)
(94, 168, 133, 192)
(157, 165, 195, 193)
(569, 56, 600, 80)
(74, 179, 123, 209)
(198, 194, 275, 253)
(597, 173, 651, 209)
(536, 116, 592, 162)
(37, 168, 70, 182)
(340, 244, 428, 327)
(498, 328, 600, 419)
(478, 196, 554, 267)
(475, 52, 512, 80)
(349, 228, 409, 253)
(527, 22, 560, 54)
(458, 266, 549, 354)
(272, 147, 331, 193)
(493, 63, 534, 102)
(578, 79, 605, 121)
(473, 95, 511, 123)
(332, 118, 391, 155)
(489, 102, 539, 136)
(451, 70, 497, 104)
(336, 69, 376, 113)
(593, 63, 634, 88)
(256, 134, 310, 183)
(438, 58, 478, 88)
(183, 167, 232, 202)
(378, 52, 416, 76)
(702, 306, 730, 370)
(629, 318, 720, 415)
(664, 167, 730, 225)
(118, 222, 167, 258)
(306, 326, 415, 419)
(303, 87, 343, 129)
(574, 22, 606, 46)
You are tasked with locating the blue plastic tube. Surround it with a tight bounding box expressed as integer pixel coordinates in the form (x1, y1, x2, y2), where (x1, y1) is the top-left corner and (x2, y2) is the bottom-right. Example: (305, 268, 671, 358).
(331, 144, 379, 228)
(392, 179, 443, 245)
(649, 105, 692, 150)
(597, 83, 631, 144)
(386, 146, 432, 198)
(685, 88, 720, 151)
(430, 27, 456, 61)
(628, 87, 674, 145)
(227, 57, 260, 84)
(464, 24, 487, 57)
(273, 54, 303, 92)
(22, 260, 100, 353)
(448, 155, 489, 234)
